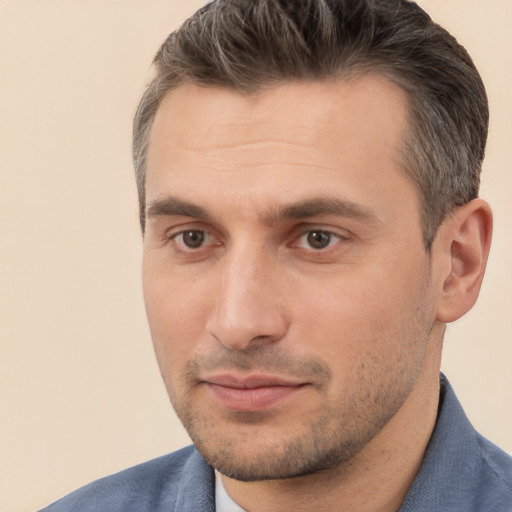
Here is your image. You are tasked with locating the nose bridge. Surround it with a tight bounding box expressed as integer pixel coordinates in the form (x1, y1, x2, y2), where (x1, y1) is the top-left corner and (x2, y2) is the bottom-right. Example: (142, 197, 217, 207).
(226, 236, 269, 286)
(206, 238, 287, 350)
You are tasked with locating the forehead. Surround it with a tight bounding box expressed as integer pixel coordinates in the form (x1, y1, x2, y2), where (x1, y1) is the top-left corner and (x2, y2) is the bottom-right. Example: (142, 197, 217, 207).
(149, 75, 410, 158)
(145, 77, 417, 226)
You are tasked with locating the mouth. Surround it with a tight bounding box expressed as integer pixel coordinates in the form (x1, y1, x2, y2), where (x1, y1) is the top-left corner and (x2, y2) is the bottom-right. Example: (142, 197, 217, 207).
(201, 374, 308, 412)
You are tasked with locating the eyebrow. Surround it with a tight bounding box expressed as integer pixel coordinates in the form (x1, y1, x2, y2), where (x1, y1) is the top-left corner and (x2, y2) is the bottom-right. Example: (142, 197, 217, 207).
(146, 195, 378, 224)
(268, 197, 378, 223)
(147, 197, 211, 221)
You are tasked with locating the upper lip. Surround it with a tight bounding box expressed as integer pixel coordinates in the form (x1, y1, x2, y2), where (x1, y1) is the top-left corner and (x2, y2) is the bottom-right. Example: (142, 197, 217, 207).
(203, 374, 305, 389)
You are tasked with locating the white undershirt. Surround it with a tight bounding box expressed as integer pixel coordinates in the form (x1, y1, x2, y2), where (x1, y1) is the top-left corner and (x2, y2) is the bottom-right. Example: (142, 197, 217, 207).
(215, 471, 247, 512)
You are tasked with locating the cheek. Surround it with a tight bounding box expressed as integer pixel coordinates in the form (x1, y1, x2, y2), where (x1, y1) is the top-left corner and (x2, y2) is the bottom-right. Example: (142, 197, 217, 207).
(143, 265, 213, 371)
(290, 268, 427, 368)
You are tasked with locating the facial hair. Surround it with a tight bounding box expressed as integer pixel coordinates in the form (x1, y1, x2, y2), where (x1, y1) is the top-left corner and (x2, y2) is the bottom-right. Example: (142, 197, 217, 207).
(165, 339, 428, 482)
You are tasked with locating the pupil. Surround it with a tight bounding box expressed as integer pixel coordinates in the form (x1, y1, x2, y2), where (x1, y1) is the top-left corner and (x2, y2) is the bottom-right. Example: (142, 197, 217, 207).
(307, 231, 330, 249)
(183, 231, 204, 248)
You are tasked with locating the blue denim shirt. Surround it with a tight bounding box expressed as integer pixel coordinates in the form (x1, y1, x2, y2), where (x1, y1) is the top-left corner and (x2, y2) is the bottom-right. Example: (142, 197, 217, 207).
(40, 376, 512, 511)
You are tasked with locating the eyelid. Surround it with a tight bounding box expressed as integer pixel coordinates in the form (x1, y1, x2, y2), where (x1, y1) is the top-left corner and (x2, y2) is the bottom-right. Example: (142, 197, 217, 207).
(290, 225, 351, 252)
(160, 220, 351, 254)
(296, 224, 350, 239)
(162, 219, 212, 240)
(172, 229, 216, 248)
(161, 221, 222, 254)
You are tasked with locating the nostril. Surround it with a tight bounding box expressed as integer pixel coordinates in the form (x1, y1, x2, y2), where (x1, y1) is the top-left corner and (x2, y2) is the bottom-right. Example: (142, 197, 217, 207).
(205, 301, 288, 352)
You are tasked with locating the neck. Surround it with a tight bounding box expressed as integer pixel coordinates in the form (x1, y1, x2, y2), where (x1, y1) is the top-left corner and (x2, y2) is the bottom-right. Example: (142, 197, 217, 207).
(220, 325, 444, 512)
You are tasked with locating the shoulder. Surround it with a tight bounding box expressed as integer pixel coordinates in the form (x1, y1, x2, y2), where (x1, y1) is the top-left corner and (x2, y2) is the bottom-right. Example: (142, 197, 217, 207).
(474, 433, 512, 510)
(400, 376, 512, 511)
(39, 445, 215, 512)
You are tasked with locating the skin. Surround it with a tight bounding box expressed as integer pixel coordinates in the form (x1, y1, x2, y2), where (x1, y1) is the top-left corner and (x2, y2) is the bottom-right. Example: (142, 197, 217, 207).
(142, 77, 492, 511)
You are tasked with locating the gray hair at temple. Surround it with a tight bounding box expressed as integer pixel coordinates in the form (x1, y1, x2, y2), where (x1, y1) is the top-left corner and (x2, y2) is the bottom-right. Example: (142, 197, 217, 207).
(133, 0, 488, 250)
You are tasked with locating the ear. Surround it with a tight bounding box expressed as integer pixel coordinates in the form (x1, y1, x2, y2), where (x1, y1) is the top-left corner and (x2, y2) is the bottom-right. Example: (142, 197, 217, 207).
(434, 198, 493, 323)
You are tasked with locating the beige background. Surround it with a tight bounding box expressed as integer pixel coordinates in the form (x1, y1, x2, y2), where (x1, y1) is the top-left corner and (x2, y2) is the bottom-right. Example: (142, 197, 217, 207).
(0, 1, 510, 511)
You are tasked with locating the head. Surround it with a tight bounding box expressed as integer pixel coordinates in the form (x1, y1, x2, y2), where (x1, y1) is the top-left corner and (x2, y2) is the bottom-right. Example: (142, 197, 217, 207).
(134, 0, 488, 250)
(137, 0, 492, 483)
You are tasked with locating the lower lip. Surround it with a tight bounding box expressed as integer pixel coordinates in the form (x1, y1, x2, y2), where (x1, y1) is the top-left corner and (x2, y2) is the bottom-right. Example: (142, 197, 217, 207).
(206, 383, 305, 411)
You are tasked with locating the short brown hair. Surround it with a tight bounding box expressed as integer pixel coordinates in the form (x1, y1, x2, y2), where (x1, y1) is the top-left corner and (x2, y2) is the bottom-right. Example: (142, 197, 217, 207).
(133, 0, 488, 249)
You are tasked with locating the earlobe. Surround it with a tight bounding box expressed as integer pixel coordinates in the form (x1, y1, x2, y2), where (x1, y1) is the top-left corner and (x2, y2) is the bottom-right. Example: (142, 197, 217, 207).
(435, 198, 493, 323)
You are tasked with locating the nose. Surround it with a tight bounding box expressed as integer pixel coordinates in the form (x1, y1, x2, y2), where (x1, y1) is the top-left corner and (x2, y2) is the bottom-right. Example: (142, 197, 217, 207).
(205, 244, 289, 351)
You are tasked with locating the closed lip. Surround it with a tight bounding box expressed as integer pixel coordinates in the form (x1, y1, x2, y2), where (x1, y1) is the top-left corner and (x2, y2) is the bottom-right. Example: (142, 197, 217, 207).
(202, 373, 308, 411)
(202, 373, 306, 389)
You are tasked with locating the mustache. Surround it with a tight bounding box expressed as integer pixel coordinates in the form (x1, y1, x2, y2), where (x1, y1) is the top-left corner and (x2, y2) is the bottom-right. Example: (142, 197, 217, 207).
(183, 345, 332, 386)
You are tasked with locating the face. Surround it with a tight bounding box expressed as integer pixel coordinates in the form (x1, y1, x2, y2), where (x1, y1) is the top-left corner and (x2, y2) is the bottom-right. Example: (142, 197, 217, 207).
(142, 77, 441, 481)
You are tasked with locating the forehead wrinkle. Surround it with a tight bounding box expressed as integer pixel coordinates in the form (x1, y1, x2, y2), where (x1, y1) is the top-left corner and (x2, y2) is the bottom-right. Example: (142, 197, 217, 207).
(178, 136, 326, 163)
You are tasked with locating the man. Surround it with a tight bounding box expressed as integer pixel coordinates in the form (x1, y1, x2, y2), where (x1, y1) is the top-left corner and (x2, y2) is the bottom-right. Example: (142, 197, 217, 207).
(41, 0, 512, 511)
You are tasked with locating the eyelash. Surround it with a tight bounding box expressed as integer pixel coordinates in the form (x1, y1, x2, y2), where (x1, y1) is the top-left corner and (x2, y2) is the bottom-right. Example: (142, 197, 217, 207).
(169, 229, 218, 253)
(167, 226, 349, 254)
(293, 229, 348, 251)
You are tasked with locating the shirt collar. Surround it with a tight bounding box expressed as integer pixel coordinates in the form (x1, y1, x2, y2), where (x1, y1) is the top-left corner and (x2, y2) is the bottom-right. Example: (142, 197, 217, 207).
(215, 471, 247, 512)
(399, 374, 481, 511)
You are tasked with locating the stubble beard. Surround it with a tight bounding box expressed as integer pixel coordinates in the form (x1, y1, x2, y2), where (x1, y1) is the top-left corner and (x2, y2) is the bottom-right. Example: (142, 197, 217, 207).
(166, 345, 426, 482)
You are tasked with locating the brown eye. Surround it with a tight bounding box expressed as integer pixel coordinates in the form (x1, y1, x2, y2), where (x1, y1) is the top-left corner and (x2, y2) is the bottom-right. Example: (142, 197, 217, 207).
(180, 230, 205, 248)
(306, 231, 332, 249)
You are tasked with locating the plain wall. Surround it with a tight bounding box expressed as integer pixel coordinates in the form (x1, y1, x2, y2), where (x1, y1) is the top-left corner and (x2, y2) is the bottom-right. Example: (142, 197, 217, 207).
(0, 1, 510, 511)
